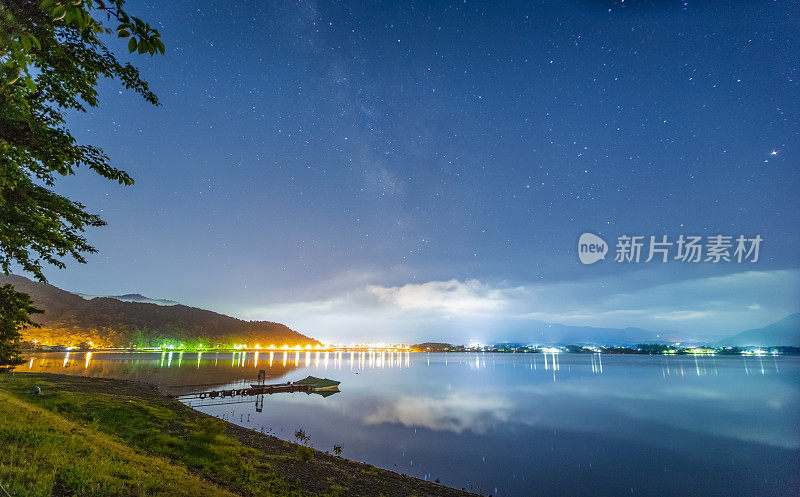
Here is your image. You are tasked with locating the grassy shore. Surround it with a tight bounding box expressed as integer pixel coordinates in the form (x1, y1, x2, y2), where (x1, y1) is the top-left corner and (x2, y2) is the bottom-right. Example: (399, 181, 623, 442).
(0, 373, 473, 497)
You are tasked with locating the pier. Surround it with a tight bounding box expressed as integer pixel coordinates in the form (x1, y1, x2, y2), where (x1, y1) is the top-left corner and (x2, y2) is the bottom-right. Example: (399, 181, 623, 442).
(173, 382, 314, 401)
(172, 370, 341, 410)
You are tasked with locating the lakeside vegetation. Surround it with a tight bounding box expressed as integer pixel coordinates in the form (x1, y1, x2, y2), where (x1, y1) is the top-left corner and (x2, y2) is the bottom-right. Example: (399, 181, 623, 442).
(0, 390, 237, 497)
(0, 372, 472, 497)
(0, 374, 306, 496)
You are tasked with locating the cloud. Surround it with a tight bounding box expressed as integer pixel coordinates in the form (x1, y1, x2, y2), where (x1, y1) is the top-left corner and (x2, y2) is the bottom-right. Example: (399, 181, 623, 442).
(366, 279, 514, 314)
(650, 310, 713, 321)
(237, 269, 800, 344)
(515, 269, 800, 330)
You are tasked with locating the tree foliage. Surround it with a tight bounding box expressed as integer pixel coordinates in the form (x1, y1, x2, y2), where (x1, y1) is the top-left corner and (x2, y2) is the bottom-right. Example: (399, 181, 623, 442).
(0, 0, 163, 361)
(0, 283, 41, 365)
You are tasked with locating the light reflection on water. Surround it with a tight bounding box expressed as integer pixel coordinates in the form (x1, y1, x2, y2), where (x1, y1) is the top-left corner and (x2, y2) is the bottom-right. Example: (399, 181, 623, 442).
(19, 351, 800, 496)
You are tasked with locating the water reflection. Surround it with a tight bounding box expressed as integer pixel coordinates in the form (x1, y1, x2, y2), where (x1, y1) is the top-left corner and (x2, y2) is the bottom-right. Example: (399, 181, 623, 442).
(17, 352, 800, 497)
(22, 351, 303, 395)
(363, 392, 513, 434)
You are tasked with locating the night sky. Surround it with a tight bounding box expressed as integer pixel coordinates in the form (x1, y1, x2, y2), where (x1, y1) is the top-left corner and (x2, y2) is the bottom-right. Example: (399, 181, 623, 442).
(42, 0, 799, 343)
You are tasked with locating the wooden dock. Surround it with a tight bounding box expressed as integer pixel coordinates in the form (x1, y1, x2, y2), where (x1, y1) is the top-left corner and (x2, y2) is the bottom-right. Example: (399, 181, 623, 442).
(172, 370, 340, 403)
(173, 382, 314, 401)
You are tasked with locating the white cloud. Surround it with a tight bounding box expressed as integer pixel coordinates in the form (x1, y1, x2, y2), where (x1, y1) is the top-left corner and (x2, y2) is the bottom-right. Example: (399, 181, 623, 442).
(366, 279, 513, 314)
(237, 269, 800, 344)
(650, 310, 713, 321)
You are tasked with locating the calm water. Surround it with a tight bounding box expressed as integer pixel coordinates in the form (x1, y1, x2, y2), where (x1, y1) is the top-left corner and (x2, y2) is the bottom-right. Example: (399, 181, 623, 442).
(19, 351, 800, 496)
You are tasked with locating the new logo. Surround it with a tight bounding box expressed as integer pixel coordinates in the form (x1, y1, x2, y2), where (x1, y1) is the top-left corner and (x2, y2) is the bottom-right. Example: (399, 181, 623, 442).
(578, 233, 608, 265)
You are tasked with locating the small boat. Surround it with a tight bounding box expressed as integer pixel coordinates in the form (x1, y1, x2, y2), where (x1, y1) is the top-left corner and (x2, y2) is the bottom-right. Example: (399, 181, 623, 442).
(292, 376, 341, 390)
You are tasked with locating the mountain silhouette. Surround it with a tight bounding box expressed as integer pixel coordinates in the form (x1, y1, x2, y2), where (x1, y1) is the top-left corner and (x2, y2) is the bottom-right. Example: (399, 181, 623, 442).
(717, 313, 800, 347)
(76, 293, 180, 306)
(2, 274, 317, 348)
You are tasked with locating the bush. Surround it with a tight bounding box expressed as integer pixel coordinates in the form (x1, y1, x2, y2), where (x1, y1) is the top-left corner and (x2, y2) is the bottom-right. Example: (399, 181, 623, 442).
(296, 445, 314, 462)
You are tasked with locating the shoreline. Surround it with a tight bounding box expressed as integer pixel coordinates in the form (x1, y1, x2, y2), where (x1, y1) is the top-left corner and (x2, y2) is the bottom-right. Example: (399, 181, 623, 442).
(21, 345, 799, 355)
(0, 372, 475, 497)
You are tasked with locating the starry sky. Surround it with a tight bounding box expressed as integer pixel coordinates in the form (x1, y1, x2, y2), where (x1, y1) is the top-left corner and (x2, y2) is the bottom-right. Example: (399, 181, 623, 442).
(42, 0, 799, 343)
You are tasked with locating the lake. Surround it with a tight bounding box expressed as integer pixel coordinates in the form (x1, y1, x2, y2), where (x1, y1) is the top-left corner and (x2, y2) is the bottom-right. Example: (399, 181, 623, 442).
(18, 350, 800, 496)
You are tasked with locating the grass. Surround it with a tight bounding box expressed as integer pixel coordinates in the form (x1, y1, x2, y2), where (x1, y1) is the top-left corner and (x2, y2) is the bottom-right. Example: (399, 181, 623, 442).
(0, 373, 472, 497)
(0, 388, 236, 496)
(0, 373, 323, 496)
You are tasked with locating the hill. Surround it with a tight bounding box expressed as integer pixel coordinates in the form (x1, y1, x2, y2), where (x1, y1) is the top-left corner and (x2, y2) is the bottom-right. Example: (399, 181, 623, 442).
(1, 274, 317, 348)
(77, 293, 180, 306)
(412, 342, 460, 352)
(716, 314, 800, 347)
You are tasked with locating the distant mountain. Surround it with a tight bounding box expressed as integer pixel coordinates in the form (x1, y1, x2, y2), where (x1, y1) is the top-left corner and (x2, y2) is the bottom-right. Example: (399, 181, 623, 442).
(489, 321, 705, 346)
(531, 323, 686, 345)
(716, 314, 800, 347)
(2, 274, 317, 348)
(77, 292, 180, 306)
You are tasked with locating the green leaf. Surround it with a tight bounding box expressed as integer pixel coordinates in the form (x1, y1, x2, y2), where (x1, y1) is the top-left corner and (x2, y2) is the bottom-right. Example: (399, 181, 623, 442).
(118, 30, 130, 38)
(52, 5, 67, 20)
(128, 37, 137, 53)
